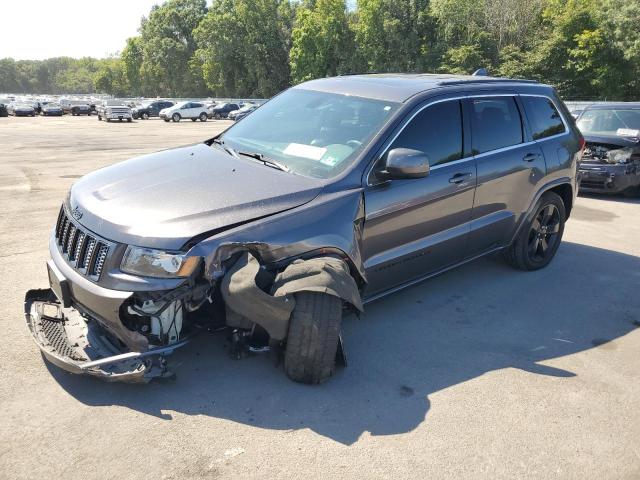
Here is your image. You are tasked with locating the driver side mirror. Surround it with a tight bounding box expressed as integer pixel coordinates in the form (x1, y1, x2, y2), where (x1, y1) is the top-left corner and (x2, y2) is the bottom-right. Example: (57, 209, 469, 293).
(381, 148, 430, 180)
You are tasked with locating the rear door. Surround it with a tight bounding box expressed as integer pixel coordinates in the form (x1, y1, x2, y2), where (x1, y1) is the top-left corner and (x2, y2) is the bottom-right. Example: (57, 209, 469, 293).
(362, 97, 477, 297)
(464, 95, 547, 256)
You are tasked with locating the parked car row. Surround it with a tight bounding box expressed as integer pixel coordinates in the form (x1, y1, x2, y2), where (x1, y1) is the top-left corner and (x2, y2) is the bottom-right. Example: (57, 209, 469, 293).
(155, 101, 259, 122)
(0, 98, 92, 117)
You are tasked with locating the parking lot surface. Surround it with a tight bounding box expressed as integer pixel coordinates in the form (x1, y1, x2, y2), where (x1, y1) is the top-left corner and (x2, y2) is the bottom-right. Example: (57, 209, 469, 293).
(1, 115, 639, 480)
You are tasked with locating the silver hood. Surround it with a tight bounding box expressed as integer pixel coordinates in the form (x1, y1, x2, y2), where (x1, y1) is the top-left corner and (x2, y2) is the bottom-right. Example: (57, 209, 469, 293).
(68, 143, 323, 250)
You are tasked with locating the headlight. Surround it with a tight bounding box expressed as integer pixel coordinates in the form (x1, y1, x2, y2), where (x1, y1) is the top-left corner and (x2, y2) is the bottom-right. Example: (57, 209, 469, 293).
(607, 148, 633, 164)
(121, 246, 200, 278)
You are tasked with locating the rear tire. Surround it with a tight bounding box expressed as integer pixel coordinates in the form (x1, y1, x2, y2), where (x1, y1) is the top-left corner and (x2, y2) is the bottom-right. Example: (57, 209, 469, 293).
(284, 292, 342, 384)
(199, 112, 207, 122)
(503, 191, 566, 271)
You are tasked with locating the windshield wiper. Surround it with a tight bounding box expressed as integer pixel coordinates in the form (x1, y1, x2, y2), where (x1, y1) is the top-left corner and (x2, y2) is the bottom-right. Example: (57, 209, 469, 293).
(237, 151, 290, 172)
(211, 137, 237, 157)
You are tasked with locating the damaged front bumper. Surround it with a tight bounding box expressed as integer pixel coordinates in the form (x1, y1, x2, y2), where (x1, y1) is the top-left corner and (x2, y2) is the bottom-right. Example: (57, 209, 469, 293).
(25, 289, 189, 382)
(579, 161, 640, 194)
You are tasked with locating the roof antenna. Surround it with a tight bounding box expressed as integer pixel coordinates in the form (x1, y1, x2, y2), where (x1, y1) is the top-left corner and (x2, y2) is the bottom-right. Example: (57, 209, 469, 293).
(473, 68, 488, 76)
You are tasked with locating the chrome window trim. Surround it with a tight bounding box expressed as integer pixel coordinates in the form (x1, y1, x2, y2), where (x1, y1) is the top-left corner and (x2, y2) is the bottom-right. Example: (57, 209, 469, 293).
(366, 92, 571, 186)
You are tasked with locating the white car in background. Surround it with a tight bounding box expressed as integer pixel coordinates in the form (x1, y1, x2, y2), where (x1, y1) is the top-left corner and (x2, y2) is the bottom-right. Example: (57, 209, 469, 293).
(159, 101, 209, 122)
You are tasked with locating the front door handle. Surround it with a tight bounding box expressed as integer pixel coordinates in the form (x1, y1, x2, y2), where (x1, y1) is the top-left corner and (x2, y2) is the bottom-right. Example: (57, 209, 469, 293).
(523, 153, 539, 162)
(449, 172, 473, 184)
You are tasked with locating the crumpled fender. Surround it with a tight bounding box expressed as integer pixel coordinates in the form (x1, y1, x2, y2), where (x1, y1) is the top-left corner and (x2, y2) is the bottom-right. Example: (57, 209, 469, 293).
(221, 251, 363, 340)
(191, 189, 367, 285)
(272, 257, 363, 311)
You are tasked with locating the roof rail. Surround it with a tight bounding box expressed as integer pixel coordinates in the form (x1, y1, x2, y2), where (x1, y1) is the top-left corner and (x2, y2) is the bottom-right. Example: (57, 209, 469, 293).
(438, 78, 539, 86)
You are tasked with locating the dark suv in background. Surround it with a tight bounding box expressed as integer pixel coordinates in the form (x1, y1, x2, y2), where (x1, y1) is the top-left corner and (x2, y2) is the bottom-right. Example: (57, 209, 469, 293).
(26, 74, 583, 385)
(209, 102, 239, 119)
(133, 100, 175, 120)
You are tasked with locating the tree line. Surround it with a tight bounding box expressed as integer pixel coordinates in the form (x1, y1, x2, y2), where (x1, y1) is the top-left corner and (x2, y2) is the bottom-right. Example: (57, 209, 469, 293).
(1, 0, 639, 100)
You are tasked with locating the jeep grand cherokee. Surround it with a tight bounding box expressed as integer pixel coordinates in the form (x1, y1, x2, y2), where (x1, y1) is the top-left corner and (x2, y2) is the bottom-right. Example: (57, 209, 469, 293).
(25, 74, 583, 384)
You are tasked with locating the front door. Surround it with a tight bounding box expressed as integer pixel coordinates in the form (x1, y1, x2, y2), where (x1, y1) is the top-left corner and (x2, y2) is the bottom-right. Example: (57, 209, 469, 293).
(362, 98, 477, 298)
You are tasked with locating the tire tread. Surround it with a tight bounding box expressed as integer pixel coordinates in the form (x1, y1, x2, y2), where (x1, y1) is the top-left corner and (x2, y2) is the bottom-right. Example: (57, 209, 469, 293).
(284, 292, 342, 384)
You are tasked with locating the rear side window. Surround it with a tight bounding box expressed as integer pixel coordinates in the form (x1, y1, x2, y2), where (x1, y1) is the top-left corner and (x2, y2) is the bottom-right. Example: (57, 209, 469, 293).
(470, 97, 523, 154)
(521, 96, 566, 139)
(389, 100, 463, 167)
(192, 103, 203, 108)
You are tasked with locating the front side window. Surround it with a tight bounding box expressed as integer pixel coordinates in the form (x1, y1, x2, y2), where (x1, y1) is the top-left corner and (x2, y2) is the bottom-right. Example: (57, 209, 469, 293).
(221, 88, 399, 179)
(470, 97, 523, 154)
(387, 100, 463, 167)
(521, 96, 566, 139)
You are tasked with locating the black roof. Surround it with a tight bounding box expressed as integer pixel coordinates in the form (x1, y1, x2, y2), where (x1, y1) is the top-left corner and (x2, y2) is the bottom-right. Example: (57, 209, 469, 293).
(295, 73, 542, 103)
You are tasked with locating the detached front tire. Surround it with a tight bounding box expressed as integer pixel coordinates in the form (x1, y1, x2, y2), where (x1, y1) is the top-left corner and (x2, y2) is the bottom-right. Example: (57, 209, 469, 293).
(284, 292, 342, 384)
(503, 191, 566, 271)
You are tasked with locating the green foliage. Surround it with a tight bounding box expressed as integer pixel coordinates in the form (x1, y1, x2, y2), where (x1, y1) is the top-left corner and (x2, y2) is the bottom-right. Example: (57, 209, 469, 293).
(1, 0, 639, 100)
(440, 45, 489, 75)
(289, 0, 354, 83)
(355, 0, 434, 72)
(194, 0, 291, 97)
(135, 0, 209, 97)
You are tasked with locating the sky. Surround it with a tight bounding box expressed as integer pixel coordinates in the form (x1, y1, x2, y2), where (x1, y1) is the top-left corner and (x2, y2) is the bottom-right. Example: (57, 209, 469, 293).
(0, 0, 167, 60)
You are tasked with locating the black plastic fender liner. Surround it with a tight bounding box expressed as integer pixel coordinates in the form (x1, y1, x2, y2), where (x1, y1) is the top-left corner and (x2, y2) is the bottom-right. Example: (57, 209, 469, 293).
(220, 252, 295, 340)
(220, 251, 363, 341)
(24, 289, 185, 383)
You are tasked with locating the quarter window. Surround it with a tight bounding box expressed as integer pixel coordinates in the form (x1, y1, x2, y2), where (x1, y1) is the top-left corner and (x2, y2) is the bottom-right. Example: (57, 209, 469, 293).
(470, 97, 523, 154)
(388, 100, 463, 167)
(521, 96, 566, 140)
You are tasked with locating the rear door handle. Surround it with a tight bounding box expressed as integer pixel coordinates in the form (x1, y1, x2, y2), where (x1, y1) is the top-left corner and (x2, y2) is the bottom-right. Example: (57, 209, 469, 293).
(523, 153, 539, 162)
(449, 172, 473, 184)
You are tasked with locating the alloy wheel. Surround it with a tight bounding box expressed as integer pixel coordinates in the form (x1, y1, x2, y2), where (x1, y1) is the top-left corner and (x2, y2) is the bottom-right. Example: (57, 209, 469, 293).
(527, 204, 560, 262)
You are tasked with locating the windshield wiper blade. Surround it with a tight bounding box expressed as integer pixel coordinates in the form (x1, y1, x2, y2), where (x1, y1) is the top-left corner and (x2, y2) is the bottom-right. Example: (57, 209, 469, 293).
(237, 151, 290, 172)
(211, 137, 237, 157)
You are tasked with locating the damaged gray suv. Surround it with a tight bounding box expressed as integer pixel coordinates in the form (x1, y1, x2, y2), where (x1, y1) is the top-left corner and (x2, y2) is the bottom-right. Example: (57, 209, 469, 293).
(26, 74, 583, 384)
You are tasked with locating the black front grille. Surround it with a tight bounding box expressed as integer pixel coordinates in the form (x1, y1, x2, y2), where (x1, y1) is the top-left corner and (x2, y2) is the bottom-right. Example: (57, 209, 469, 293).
(54, 205, 110, 279)
(580, 179, 606, 190)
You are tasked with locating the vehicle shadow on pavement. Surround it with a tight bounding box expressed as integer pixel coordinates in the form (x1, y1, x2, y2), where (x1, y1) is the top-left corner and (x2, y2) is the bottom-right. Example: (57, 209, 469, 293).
(48, 241, 640, 445)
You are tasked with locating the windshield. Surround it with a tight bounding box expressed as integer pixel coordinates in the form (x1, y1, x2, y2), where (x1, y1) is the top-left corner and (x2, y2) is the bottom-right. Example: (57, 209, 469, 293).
(220, 89, 399, 179)
(577, 108, 640, 136)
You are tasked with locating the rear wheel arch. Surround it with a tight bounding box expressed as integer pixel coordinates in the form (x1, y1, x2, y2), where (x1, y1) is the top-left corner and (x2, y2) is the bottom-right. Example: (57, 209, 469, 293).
(549, 183, 573, 219)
